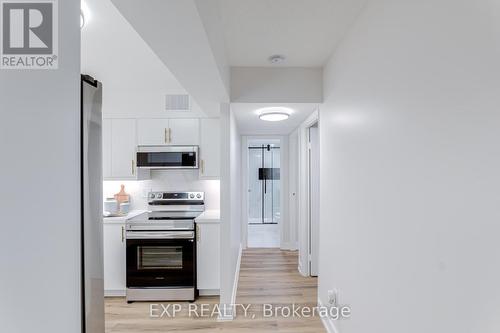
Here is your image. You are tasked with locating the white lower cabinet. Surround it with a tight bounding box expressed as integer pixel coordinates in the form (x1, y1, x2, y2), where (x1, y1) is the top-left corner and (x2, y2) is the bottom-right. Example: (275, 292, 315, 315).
(196, 223, 220, 294)
(103, 223, 126, 296)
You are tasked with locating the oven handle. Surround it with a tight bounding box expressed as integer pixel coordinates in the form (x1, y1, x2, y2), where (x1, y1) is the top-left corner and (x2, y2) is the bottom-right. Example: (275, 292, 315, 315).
(126, 231, 195, 240)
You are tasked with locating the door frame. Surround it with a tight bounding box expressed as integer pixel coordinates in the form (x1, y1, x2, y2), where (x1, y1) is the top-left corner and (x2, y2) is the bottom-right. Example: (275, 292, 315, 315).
(241, 135, 289, 249)
(297, 110, 319, 276)
(308, 123, 320, 276)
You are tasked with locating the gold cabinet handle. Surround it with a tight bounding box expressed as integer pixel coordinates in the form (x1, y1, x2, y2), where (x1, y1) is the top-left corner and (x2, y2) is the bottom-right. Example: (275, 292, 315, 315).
(164, 128, 168, 144)
(121, 226, 125, 243)
(131, 160, 135, 175)
(201, 159, 205, 175)
(169, 128, 172, 143)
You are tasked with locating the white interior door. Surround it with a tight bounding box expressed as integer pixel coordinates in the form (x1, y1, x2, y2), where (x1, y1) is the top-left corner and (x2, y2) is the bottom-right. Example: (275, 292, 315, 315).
(309, 126, 320, 276)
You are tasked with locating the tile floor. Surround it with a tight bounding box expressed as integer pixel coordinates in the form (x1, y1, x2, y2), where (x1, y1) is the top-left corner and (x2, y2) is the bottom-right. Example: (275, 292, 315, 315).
(247, 223, 280, 248)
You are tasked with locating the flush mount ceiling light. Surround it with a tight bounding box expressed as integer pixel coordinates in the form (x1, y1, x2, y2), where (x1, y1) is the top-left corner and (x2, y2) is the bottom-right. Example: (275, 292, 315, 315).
(268, 54, 286, 64)
(257, 107, 292, 122)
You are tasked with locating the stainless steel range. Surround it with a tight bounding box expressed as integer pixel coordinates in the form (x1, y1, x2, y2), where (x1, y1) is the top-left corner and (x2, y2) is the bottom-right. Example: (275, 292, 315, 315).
(125, 191, 204, 302)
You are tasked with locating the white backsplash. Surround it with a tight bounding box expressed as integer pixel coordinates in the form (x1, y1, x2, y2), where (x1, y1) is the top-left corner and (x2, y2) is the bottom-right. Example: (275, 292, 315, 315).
(103, 170, 220, 211)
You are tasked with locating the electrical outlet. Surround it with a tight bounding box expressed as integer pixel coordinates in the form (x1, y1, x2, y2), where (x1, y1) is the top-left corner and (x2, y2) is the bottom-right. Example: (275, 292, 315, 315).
(141, 188, 151, 198)
(328, 289, 338, 305)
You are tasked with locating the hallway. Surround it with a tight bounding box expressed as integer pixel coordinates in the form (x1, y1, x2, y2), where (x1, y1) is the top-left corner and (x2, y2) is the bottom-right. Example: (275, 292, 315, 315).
(232, 249, 324, 332)
(105, 249, 323, 332)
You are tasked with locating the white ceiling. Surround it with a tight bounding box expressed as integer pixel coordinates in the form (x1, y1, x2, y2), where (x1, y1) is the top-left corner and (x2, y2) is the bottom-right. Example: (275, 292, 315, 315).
(232, 103, 318, 135)
(111, 0, 230, 116)
(81, 0, 206, 118)
(216, 0, 367, 67)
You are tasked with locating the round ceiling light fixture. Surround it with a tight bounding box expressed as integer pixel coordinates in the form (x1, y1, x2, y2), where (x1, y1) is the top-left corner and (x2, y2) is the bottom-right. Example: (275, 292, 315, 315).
(257, 107, 292, 122)
(268, 54, 286, 64)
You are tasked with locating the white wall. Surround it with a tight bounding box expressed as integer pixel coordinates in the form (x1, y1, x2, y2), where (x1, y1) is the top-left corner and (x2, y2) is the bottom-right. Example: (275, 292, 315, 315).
(319, 1, 500, 332)
(0, 1, 82, 332)
(220, 103, 242, 314)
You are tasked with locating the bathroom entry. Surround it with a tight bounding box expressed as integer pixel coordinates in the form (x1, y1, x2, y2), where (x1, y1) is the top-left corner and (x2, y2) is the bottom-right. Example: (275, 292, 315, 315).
(247, 139, 281, 247)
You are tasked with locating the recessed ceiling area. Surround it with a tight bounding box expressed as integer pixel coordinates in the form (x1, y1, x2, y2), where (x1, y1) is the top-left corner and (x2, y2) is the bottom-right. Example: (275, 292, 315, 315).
(216, 0, 368, 67)
(232, 103, 317, 135)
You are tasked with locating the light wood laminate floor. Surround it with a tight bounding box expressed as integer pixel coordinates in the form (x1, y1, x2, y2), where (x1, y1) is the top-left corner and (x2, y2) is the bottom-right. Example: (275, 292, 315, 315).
(105, 249, 325, 332)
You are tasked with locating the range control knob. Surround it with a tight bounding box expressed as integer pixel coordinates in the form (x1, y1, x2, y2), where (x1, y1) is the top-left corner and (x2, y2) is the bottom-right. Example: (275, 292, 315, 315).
(196, 193, 202, 199)
(150, 193, 155, 199)
(156, 193, 162, 199)
(190, 194, 195, 199)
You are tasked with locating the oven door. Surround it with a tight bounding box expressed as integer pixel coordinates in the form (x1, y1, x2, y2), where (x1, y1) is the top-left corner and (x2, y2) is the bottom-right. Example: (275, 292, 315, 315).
(126, 231, 196, 288)
(136, 146, 198, 169)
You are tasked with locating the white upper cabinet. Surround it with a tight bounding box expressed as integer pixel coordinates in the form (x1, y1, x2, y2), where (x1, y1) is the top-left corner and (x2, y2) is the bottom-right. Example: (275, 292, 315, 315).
(137, 119, 170, 145)
(111, 119, 137, 178)
(199, 118, 220, 179)
(169, 119, 199, 145)
(137, 118, 199, 146)
(102, 119, 112, 179)
(103, 117, 208, 180)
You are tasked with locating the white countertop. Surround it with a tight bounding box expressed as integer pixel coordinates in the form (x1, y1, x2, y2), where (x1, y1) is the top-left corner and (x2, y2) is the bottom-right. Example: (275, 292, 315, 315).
(195, 210, 220, 224)
(103, 210, 148, 224)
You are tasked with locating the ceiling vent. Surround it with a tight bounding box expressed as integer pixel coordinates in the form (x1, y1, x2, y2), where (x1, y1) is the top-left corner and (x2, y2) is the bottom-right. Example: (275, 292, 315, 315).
(165, 94, 190, 111)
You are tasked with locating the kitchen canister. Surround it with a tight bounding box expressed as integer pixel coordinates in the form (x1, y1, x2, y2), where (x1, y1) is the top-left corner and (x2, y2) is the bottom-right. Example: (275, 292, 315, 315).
(120, 202, 130, 215)
(104, 198, 119, 215)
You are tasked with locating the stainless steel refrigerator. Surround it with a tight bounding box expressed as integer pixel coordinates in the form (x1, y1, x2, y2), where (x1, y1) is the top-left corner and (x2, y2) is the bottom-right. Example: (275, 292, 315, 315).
(81, 75, 105, 333)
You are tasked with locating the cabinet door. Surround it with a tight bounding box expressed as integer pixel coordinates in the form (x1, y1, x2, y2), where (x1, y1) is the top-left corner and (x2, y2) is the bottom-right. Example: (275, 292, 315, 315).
(103, 223, 126, 296)
(111, 119, 136, 178)
(196, 223, 220, 291)
(169, 119, 199, 145)
(137, 119, 170, 145)
(102, 119, 112, 179)
(199, 118, 220, 178)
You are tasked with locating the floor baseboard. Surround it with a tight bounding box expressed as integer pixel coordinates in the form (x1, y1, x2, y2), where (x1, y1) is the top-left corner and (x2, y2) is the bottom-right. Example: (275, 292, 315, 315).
(318, 298, 340, 333)
(217, 243, 243, 321)
(298, 261, 308, 277)
(198, 289, 220, 296)
(104, 290, 126, 297)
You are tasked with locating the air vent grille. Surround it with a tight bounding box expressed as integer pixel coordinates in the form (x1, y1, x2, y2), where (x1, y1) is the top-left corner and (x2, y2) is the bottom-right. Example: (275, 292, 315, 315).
(165, 94, 190, 111)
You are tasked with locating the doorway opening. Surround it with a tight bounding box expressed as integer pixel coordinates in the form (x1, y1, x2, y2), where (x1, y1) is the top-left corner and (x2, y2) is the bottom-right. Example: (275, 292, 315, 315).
(246, 138, 281, 248)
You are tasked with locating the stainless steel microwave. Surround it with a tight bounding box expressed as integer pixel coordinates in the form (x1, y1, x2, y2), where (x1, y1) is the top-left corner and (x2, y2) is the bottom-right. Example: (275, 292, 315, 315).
(136, 146, 199, 169)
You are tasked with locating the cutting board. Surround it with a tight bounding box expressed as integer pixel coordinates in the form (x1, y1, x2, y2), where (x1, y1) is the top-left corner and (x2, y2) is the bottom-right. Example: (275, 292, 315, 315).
(114, 184, 129, 204)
